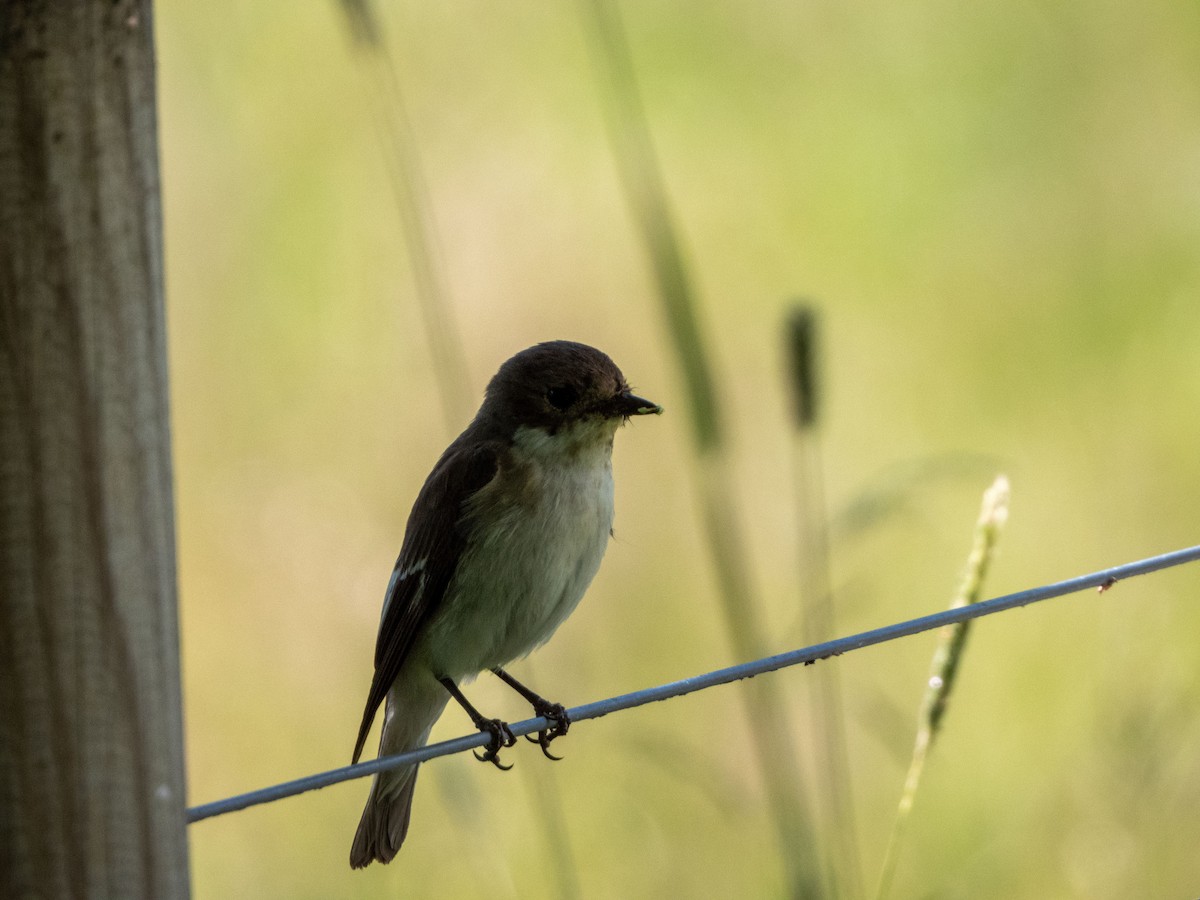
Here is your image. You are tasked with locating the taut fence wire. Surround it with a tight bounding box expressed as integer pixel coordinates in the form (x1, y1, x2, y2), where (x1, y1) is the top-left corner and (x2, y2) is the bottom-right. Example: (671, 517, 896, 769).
(187, 544, 1200, 824)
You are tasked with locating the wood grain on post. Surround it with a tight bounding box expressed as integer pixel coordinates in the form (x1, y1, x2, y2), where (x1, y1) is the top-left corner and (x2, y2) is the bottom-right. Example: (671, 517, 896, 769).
(0, 2, 190, 897)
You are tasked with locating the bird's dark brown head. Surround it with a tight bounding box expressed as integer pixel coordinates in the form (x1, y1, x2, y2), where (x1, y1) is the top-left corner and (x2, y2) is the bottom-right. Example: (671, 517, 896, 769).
(480, 341, 661, 435)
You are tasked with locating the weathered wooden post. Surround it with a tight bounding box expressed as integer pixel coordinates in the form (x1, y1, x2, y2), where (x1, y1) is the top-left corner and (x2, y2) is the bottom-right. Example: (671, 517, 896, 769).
(1, 2, 190, 896)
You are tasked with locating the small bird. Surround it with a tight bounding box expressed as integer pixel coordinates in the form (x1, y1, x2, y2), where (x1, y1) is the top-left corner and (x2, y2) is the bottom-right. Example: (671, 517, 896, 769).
(350, 340, 661, 868)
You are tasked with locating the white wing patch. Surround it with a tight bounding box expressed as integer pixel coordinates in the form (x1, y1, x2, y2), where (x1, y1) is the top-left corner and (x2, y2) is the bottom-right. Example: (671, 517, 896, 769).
(380, 557, 427, 623)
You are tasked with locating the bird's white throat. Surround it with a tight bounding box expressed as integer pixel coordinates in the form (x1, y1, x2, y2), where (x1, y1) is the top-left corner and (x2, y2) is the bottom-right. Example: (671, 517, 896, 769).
(511, 417, 621, 463)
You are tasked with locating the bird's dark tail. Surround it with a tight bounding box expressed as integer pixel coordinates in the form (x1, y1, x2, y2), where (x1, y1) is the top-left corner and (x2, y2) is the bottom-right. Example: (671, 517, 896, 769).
(349, 668, 449, 869)
(350, 764, 420, 868)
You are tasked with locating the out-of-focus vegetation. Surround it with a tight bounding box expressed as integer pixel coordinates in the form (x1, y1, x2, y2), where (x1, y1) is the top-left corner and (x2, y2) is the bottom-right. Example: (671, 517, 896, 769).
(160, 2, 1200, 897)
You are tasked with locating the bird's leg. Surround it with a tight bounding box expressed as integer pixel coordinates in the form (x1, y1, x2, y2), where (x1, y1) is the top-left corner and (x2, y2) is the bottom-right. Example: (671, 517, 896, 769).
(490, 667, 570, 761)
(439, 677, 516, 770)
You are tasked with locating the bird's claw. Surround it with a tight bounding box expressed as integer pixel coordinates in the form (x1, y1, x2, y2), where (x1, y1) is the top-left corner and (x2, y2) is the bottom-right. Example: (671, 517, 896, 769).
(473, 718, 517, 770)
(523, 702, 570, 761)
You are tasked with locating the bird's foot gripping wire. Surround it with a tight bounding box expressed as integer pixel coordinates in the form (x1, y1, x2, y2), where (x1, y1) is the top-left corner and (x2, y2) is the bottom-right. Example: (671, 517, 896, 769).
(524, 700, 570, 761)
(440, 677, 517, 771)
(490, 667, 571, 761)
(473, 718, 517, 770)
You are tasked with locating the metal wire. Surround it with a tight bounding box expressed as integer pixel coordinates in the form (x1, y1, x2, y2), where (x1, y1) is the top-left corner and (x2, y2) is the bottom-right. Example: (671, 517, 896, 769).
(187, 544, 1200, 824)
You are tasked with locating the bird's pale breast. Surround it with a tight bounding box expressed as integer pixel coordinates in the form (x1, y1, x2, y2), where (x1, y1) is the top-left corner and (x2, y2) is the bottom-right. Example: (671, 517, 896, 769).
(419, 420, 618, 678)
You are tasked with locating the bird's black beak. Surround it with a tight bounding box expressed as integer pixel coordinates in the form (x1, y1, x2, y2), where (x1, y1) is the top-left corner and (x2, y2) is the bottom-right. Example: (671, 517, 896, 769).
(613, 392, 663, 418)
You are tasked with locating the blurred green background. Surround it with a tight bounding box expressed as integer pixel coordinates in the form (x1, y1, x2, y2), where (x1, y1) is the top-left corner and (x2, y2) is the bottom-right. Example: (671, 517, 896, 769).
(159, 2, 1200, 897)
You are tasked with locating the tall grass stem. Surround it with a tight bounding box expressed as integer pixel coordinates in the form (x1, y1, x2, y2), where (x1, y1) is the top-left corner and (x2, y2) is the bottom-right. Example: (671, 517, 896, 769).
(579, 2, 822, 894)
(786, 307, 862, 899)
(874, 475, 1010, 900)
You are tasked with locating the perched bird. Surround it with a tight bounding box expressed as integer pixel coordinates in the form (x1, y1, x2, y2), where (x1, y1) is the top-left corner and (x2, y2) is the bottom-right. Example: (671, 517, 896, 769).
(350, 341, 661, 868)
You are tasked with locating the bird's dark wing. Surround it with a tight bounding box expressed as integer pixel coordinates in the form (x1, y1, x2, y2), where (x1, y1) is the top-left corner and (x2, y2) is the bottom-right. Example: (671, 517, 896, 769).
(351, 439, 500, 764)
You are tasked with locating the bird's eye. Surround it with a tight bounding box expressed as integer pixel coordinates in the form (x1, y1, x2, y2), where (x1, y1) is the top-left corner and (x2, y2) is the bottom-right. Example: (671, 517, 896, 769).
(546, 384, 578, 411)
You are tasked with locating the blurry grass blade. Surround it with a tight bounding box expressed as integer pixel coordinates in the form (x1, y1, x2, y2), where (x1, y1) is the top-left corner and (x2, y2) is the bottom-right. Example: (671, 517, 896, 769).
(580, 1, 822, 895)
(785, 305, 820, 430)
(512, 658, 582, 900)
(335, 0, 472, 431)
(338, 0, 383, 48)
(578, 0, 719, 455)
(875, 475, 1010, 900)
(431, 765, 518, 895)
(786, 305, 862, 898)
(520, 763, 582, 900)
